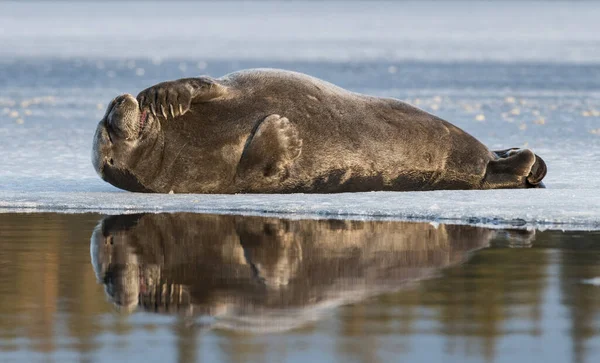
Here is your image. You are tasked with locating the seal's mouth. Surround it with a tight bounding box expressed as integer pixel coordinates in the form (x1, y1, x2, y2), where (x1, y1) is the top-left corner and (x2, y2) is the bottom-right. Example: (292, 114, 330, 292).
(138, 110, 148, 137)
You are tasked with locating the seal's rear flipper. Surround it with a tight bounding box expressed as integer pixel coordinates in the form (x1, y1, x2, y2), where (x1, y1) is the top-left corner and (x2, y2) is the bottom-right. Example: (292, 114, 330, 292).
(236, 114, 302, 189)
(485, 149, 547, 188)
(493, 148, 520, 159)
(526, 153, 547, 187)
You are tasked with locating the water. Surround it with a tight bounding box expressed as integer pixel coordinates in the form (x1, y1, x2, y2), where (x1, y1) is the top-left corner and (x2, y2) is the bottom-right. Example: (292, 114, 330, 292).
(1, 213, 600, 363)
(1, 1, 600, 361)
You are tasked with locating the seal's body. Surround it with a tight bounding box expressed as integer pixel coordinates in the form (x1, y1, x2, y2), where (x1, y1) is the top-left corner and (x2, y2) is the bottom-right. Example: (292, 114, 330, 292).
(92, 69, 546, 193)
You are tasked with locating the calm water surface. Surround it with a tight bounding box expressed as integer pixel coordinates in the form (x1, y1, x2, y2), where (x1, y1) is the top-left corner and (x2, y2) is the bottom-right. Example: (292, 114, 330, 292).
(0, 213, 599, 363)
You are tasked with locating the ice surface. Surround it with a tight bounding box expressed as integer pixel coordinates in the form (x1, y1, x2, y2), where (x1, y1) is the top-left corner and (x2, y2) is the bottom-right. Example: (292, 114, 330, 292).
(0, 1, 599, 229)
(1, 189, 599, 230)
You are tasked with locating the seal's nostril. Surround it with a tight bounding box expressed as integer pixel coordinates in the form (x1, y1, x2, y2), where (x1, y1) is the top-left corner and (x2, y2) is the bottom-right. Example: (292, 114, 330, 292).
(109, 158, 114, 165)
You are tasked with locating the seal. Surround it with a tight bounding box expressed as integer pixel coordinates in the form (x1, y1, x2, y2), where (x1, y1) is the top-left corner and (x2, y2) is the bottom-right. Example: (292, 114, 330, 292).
(92, 69, 547, 193)
(90, 213, 496, 324)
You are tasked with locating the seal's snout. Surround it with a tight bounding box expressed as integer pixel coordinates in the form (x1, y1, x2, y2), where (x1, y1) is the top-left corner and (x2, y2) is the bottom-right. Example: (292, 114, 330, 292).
(109, 94, 137, 115)
(111, 94, 138, 117)
(115, 93, 137, 105)
(124, 94, 139, 108)
(106, 94, 142, 141)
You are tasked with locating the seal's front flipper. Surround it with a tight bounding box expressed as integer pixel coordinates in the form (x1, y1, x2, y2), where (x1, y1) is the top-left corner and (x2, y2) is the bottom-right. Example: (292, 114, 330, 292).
(137, 77, 228, 120)
(236, 114, 302, 189)
(485, 148, 547, 188)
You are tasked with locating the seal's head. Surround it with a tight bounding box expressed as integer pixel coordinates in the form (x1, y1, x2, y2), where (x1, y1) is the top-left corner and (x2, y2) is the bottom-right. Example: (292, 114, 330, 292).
(90, 214, 144, 312)
(92, 94, 160, 192)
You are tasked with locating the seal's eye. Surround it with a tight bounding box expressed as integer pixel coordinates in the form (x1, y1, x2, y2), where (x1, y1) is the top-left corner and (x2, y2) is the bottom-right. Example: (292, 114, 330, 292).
(108, 158, 114, 165)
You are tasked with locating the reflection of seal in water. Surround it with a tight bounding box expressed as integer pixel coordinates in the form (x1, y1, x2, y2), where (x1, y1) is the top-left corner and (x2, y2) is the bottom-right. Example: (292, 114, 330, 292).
(90, 213, 500, 331)
(92, 69, 547, 193)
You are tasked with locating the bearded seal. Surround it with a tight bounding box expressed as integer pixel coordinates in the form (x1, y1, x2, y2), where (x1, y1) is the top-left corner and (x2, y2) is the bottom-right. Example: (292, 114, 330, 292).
(92, 69, 547, 193)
